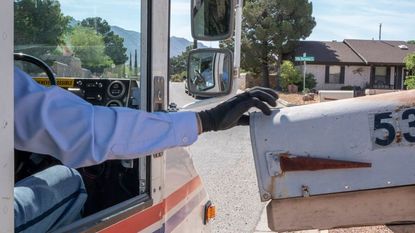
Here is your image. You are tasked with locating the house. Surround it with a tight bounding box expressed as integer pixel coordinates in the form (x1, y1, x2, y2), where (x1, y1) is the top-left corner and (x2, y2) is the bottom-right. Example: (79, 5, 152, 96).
(294, 40, 415, 90)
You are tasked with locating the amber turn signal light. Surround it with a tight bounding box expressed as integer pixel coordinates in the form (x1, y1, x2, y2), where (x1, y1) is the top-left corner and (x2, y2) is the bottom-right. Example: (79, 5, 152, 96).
(204, 201, 216, 224)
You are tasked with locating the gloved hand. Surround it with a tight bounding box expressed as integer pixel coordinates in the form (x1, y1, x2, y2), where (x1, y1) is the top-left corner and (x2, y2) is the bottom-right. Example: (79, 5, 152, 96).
(197, 87, 278, 133)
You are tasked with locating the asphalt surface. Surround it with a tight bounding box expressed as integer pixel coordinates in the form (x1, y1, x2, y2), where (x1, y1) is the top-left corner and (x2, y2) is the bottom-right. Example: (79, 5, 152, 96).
(169, 82, 267, 233)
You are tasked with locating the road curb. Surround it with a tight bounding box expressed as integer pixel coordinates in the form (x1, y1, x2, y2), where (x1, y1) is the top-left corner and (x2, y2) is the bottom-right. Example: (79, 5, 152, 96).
(254, 206, 328, 233)
(254, 206, 274, 233)
(277, 99, 297, 107)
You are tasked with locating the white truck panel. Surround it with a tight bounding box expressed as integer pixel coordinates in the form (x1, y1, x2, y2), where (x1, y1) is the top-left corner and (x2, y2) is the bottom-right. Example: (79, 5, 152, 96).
(0, 1, 14, 232)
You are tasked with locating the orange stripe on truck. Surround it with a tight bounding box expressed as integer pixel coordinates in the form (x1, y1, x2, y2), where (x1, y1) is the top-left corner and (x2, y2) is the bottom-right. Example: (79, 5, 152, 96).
(99, 176, 202, 233)
(165, 175, 202, 213)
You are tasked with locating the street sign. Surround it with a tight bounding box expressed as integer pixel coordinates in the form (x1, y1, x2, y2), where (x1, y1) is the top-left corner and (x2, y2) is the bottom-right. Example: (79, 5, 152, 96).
(294, 53, 315, 92)
(295, 56, 315, 62)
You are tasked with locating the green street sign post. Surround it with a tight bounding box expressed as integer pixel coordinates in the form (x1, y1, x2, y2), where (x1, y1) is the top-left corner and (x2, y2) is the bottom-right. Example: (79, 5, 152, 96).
(295, 53, 315, 92)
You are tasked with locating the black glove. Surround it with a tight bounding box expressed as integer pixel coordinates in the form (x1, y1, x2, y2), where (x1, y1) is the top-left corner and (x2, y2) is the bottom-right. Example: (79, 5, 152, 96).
(197, 87, 278, 132)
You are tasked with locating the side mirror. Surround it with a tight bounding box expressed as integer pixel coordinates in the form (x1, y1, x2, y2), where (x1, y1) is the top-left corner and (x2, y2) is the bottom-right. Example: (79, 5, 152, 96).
(191, 0, 235, 41)
(187, 48, 233, 97)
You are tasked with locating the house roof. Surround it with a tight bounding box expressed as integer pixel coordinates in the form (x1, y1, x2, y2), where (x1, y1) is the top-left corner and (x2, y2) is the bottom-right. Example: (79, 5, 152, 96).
(344, 39, 415, 65)
(295, 41, 364, 64)
(295, 39, 415, 66)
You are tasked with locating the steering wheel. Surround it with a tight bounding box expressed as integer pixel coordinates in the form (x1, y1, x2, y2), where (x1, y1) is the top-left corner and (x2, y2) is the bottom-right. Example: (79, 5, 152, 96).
(193, 70, 206, 85)
(14, 53, 59, 182)
(14, 53, 57, 85)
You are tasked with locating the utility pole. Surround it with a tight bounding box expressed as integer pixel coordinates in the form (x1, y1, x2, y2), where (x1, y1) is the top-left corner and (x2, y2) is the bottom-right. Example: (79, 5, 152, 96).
(234, 0, 243, 77)
(134, 49, 138, 76)
(379, 23, 382, 40)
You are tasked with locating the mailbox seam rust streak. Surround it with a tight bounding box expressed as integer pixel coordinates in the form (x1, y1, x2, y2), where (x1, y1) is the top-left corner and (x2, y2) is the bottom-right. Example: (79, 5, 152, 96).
(278, 153, 372, 173)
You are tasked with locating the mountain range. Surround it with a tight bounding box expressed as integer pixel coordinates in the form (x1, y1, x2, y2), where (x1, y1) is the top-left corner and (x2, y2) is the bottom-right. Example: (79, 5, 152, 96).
(69, 17, 203, 62)
(110, 25, 206, 63)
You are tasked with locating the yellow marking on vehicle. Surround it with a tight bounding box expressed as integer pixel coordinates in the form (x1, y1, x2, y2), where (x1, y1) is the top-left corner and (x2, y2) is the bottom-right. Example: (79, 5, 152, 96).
(33, 77, 75, 88)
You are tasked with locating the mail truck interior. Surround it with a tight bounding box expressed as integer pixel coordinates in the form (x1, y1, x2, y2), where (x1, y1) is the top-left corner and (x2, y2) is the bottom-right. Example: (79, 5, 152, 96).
(1, 0, 236, 232)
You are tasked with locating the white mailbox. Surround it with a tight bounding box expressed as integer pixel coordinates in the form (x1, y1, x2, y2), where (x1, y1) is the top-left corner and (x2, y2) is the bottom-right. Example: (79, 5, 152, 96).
(250, 90, 415, 231)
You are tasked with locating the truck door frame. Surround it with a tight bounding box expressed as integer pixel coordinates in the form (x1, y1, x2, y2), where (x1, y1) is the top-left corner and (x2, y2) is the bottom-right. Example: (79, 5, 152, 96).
(0, 0, 172, 231)
(0, 1, 14, 232)
(57, 0, 172, 231)
(143, 0, 171, 221)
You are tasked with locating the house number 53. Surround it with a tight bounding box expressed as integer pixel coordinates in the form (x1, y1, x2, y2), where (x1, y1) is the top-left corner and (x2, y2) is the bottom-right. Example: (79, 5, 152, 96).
(374, 108, 415, 146)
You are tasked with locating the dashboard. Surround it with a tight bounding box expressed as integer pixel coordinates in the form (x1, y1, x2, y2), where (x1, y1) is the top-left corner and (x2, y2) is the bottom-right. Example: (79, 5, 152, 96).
(33, 77, 141, 109)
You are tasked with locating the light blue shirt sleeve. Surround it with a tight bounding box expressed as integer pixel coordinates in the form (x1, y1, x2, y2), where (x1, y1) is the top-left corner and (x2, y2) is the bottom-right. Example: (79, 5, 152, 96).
(14, 68, 199, 168)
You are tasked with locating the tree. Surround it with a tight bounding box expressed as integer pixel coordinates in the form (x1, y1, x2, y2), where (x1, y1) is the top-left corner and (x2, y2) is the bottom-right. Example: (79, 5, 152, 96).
(405, 53, 415, 73)
(242, 0, 316, 87)
(14, 0, 69, 58)
(404, 77, 415, 89)
(129, 52, 132, 68)
(81, 17, 128, 65)
(405, 53, 415, 90)
(68, 26, 112, 73)
(280, 60, 301, 90)
(408, 40, 415, 45)
(219, 38, 234, 51)
(134, 49, 138, 75)
(170, 45, 193, 77)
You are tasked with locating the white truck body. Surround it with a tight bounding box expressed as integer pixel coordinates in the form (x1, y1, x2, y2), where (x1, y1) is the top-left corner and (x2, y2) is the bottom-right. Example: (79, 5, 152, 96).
(0, 1, 15, 232)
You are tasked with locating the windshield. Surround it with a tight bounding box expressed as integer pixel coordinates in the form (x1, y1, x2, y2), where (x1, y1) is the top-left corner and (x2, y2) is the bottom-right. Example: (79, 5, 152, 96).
(14, 0, 141, 80)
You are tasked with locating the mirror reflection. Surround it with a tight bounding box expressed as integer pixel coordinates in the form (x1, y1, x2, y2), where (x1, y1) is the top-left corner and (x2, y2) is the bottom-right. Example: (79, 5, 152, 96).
(193, 59, 214, 91)
(188, 49, 232, 96)
(192, 0, 233, 40)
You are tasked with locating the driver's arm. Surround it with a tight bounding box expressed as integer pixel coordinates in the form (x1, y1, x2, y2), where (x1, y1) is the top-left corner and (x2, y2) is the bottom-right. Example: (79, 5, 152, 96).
(14, 68, 277, 168)
(14, 67, 199, 168)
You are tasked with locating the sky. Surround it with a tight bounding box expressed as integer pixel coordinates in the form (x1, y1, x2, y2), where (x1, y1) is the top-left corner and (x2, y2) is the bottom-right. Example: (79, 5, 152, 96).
(59, 0, 415, 42)
(59, 0, 141, 32)
(309, 0, 415, 41)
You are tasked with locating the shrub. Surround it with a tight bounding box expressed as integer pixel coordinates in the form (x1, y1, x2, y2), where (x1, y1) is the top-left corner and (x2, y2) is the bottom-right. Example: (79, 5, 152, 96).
(341, 85, 361, 91)
(280, 60, 301, 90)
(306, 73, 317, 89)
(295, 73, 317, 92)
(405, 76, 415, 90)
(404, 53, 415, 72)
(170, 71, 187, 82)
(341, 85, 354, 90)
(404, 53, 415, 90)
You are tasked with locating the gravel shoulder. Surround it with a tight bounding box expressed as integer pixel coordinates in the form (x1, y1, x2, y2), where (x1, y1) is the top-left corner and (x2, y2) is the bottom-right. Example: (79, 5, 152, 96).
(278, 92, 319, 105)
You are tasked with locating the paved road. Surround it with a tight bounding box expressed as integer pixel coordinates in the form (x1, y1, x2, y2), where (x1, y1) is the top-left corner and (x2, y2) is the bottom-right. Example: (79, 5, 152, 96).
(169, 81, 194, 107)
(170, 82, 267, 233)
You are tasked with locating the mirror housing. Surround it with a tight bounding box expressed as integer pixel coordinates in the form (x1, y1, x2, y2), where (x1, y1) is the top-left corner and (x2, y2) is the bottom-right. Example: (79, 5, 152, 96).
(187, 48, 233, 97)
(191, 0, 235, 41)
